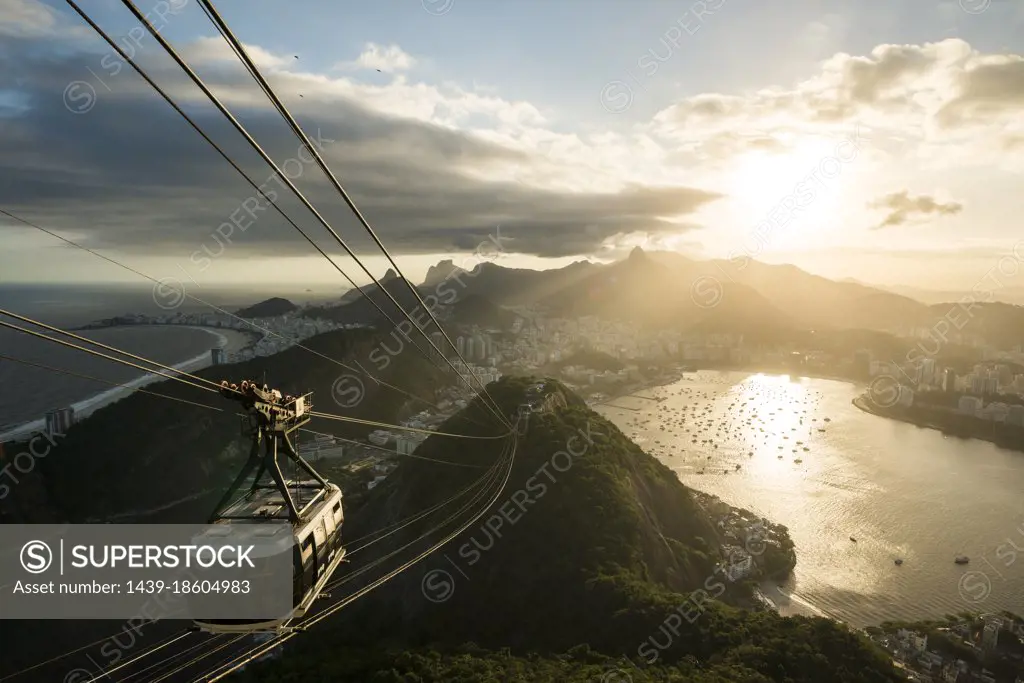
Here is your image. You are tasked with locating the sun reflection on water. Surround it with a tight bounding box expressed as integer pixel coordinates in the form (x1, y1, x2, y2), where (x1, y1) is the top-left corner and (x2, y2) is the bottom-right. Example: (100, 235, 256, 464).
(597, 370, 1024, 627)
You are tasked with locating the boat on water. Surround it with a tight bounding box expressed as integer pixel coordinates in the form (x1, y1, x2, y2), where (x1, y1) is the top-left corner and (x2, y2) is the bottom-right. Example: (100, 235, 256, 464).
(895, 558, 903, 565)
(850, 536, 857, 542)
(955, 555, 969, 564)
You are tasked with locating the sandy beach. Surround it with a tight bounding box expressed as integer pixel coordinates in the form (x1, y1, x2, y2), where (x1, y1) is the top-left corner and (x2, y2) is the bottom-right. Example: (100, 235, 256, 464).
(1, 326, 252, 443)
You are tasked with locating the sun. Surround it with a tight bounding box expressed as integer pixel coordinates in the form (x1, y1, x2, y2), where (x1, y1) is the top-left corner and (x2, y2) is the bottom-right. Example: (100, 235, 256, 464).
(727, 140, 831, 207)
(723, 137, 852, 252)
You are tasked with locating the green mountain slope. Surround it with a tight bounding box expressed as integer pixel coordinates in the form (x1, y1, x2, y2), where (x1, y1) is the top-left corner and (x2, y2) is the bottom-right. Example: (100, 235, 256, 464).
(250, 377, 903, 683)
(0, 328, 451, 523)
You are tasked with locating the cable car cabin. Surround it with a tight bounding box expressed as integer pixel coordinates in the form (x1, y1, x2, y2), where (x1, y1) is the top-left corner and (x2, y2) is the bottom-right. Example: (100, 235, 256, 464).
(198, 380, 344, 633)
(192, 481, 345, 633)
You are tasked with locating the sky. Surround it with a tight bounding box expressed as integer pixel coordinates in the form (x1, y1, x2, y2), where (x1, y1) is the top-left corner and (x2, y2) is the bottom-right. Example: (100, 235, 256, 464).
(2, 0, 1024, 295)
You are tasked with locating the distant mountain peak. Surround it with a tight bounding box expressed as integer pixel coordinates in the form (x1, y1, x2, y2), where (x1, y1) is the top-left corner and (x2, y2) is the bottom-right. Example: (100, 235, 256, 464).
(422, 259, 468, 287)
(381, 268, 399, 283)
(236, 297, 297, 318)
(628, 246, 646, 261)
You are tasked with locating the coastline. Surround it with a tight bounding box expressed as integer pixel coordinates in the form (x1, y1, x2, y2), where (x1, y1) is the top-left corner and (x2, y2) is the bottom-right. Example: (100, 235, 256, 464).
(851, 395, 1024, 455)
(595, 370, 882, 629)
(594, 366, 864, 408)
(729, 365, 863, 388)
(595, 368, 1024, 632)
(597, 373, 822, 620)
(0, 326, 250, 443)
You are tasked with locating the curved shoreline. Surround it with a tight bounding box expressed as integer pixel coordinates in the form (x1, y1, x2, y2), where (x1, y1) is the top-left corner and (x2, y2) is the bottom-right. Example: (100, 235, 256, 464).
(598, 370, 1024, 629)
(0, 326, 249, 442)
(851, 395, 1024, 455)
(593, 366, 864, 408)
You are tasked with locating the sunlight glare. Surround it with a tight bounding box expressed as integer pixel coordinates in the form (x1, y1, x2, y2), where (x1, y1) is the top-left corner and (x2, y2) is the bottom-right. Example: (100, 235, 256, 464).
(727, 140, 832, 210)
(724, 138, 853, 253)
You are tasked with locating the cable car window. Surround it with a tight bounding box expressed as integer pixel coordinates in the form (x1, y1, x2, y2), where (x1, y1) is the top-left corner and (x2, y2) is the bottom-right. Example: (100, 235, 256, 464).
(299, 533, 314, 562)
(313, 522, 326, 547)
(323, 510, 336, 537)
(332, 500, 343, 525)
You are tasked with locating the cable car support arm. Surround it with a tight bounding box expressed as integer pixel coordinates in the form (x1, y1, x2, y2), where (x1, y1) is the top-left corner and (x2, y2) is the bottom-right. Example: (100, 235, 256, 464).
(209, 380, 330, 524)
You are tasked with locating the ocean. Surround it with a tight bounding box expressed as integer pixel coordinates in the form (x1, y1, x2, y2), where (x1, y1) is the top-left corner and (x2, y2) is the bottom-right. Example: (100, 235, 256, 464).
(0, 283, 286, 438)
(597, 370, 1024, 627)
(0, 283, 339, 328)
(0, 325, 245, 437)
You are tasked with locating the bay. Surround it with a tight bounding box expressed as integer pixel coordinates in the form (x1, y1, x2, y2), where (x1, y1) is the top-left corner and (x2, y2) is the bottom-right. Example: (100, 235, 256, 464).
(597, 370, 1024, 627)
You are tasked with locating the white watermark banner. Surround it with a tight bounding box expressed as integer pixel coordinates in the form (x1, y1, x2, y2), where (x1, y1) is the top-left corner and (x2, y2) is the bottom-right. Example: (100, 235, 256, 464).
(0, 524, 293, 620)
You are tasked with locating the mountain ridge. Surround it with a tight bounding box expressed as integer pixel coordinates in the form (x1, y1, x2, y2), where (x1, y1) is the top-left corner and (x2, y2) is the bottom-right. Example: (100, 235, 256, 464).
(541, 247, 796, 338)
(383, 248, 1024, 345)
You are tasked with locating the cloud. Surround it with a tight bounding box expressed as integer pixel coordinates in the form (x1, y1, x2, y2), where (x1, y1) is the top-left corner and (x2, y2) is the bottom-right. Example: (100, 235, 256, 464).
(867, 190, 963, 228)
(3, 15, 1022, 285)
(187, 36, 291, 70)
(0, 0, 63, 38)
(935, 53, 1024, 127)
(0, 32, 719, 264)
(650, 39, 1024, 167)
(653, 40, 969, 131)
(333, 43, 416, 73)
